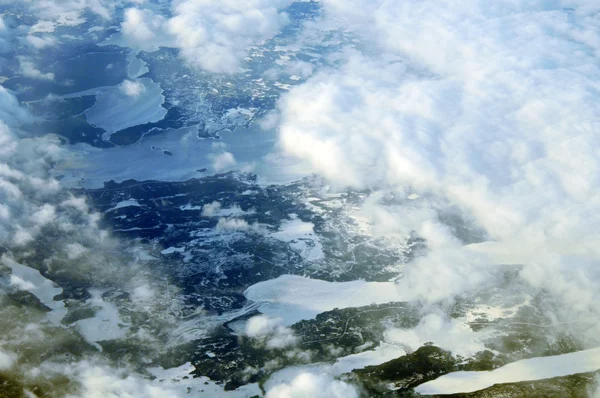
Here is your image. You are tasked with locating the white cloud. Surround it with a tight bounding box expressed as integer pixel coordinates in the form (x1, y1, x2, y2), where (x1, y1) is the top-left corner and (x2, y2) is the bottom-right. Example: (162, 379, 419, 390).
(201, 201, 221, 217)
(0, 350, 16, 371)
(31, 0, 114, 24)
(265, 372, 359, 398)
(9, 274, 36, 291)
(122, 0, 294, 74)
(385, 313, 486, 358)
(211, 151, 236, 172)
(120, 79, 145, 97)
(121, 8, 166, 43)
(19, 58, 55, 80)
(246, 314, 298, 349)
(216, 218, 265, 234)
(65, 242, 89, 260)
(275, 0, 600, 344)
(63, 361, 182, 398)
(25, 34, 56, 49)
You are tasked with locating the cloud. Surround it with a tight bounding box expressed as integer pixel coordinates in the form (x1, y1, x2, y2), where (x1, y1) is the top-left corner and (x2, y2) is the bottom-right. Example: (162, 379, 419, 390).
(65, 242, 89, 260)
(31, 0, 114, 24)
(274, 0, 600, 345)
(265, 372, 359, 398)
(121, 7, 167, 45)
(385, 313, 486, 358)
(246, 315, 298, 349)
(201, 201, 221, 217)
(216, 218, 265, 234)
(122, 0, 294, 74)
(19, 58, 55, 80)
(120, 79, 145, 97)
(0, 350, 17, 371)
(26, 34, 56, 49)
(0, 84, 196, 398)
(63, 361, 180, 398)
(210, 151, 236, 172)
(9, 274, 36, 291)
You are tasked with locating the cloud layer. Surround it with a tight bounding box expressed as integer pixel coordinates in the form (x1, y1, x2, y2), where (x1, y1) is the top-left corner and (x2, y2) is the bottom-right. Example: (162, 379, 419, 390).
(276, 0, 600, 344)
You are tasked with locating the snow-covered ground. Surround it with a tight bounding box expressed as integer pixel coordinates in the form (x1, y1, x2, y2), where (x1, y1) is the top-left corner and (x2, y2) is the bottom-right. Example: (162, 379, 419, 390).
(270, 215, 324, 261)
(106, 199, 142, 212)
(416, 347, 600, 395)
(148, 362, 262, 397)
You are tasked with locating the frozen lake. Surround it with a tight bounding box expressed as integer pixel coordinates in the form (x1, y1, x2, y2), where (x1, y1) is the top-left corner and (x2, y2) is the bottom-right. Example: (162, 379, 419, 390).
(244, 274, 403, 325)
(56, 122, 308, 189)
(416, 347, 600, 395)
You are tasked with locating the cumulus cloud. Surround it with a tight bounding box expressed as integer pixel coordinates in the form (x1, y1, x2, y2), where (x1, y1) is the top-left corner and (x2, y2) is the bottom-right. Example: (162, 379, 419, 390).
(216, 218, 265, 234)
(121, 8, 164, 42)
(65, 242, 89, 260)
(0, 87, 67, 247)
(120, 79, 145, 97)
(122, 0, 294, 73)
(63, 361, 179, 398)
(0, 350, 17, 371)
(201, 201, 221, 217)
(246, 314, 298, 349)
(210, 151, 236, 172)
(26, 34, 56, 49)
(385, 313, 486, 358)
(0, 82, 195, 398)
(275, 0, 600, 345)
(265, 372, 359, 398)
(31, 0, 114, 24)
(9, 274, 36, 291)
(19, 58, 55, 80)
(0, 16, 9, 51)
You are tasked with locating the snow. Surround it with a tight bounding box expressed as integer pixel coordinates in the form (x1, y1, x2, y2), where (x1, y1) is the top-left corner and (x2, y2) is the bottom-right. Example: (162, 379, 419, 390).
(148, 362, 262, 397)
(416, 347, 600, 395)
(106, 199, 142, 212)
(73, 289, 129, 351)
(271, 215, 324, 261)
(161, 246, 185, 255)
(244, 275, 402, 325)
(218, 206, 255, 217)
(331, 343, 407, 374)
(179, 204, 203, 211)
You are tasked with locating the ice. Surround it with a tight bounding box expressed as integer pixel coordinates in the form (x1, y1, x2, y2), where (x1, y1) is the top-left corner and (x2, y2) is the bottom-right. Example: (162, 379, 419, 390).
(415, 347, 600, 395)
(106, 199, 142, 212)
(2, 256, 67, 325)
(244, 275, 402, 325)
(161, 246, 185, 255)
(271, 215, 324, 261)
(73, 289, 129, 351)
(56, 123, 306, 189)
(331, 343, 407, 374)
(126, 51, 149, 79)
(85, 77, 167, 136)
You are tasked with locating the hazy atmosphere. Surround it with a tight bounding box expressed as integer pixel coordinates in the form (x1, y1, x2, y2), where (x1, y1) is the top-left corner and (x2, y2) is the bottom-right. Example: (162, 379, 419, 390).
(0, 0, 599, 397)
